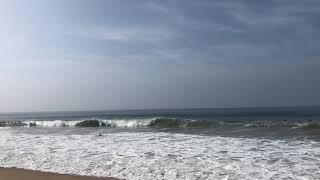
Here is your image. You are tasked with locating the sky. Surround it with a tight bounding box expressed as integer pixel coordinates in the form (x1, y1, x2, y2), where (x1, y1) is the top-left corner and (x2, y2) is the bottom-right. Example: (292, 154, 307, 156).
(0, 0, 320, 112)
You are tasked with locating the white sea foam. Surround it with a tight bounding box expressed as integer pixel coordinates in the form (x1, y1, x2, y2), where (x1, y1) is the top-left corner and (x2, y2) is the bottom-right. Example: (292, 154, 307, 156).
(102, 119, 154, 127)
(0, 129, 319, 180)
(23, 118, 156, 128)
(25, 120, 81, 127)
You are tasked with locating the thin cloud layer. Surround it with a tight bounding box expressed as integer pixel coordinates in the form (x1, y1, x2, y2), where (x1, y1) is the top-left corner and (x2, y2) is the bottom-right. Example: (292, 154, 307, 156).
(0, 0, 319, 112)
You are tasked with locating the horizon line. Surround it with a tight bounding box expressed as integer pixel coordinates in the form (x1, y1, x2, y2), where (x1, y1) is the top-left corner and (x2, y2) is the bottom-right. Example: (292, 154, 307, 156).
(0, 105, 319, 114)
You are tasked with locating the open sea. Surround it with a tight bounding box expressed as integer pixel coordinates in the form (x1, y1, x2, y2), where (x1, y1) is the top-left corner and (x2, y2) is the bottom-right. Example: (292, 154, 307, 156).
(0, 107, 320, 179)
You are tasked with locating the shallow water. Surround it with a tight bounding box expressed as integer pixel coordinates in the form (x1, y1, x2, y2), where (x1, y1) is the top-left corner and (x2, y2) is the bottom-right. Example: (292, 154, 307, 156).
(0, 127, 320, 180)
(1, 107, 320, 179)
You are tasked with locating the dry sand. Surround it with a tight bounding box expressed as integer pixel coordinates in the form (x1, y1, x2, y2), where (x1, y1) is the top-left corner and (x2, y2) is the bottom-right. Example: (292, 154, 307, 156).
(0, 168, 120, 180)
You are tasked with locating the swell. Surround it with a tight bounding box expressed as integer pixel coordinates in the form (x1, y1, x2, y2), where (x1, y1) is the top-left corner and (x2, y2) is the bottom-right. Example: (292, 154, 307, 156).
(0, 117, 320, 129)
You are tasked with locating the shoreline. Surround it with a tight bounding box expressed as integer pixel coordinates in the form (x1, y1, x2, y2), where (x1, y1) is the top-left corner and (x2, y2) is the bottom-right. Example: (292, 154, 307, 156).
(0, 167, 120, 180)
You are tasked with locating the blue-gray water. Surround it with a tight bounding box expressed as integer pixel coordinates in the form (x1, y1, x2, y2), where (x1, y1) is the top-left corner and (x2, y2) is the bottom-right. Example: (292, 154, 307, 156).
(1, 107, 320, 179)
(1, 106, 320, 140)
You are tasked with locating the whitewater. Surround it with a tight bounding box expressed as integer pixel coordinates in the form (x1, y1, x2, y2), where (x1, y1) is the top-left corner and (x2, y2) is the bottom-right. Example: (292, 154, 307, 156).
(1, 108, 320, 179)
(0, 127, 320, 180)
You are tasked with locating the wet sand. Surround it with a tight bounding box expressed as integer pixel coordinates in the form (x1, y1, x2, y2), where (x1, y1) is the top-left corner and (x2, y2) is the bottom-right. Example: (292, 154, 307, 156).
(0, 168, 120, 180)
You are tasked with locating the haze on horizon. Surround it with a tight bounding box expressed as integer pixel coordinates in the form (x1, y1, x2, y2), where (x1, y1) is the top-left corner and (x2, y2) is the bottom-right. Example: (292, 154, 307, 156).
(0, 0, 320, 112)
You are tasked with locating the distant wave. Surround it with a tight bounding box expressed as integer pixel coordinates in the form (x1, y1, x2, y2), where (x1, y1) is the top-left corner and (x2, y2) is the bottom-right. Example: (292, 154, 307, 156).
(1, 117, 320, 129)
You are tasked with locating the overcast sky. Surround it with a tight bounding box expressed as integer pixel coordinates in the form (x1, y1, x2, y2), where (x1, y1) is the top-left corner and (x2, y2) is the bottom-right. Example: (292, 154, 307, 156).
(0, 0, 319, 112)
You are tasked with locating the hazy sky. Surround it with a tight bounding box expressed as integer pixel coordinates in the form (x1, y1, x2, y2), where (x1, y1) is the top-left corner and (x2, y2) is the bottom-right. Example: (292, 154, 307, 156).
(0, 0, 320, 112)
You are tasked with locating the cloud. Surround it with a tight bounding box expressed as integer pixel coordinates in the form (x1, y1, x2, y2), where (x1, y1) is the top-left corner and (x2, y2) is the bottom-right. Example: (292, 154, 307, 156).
(146, 1, 244, 33)
(2, 0, 319, 65)
(215, 0, 320, 28)
(91, 26, 179, 43)
(145, 1, 171, 15)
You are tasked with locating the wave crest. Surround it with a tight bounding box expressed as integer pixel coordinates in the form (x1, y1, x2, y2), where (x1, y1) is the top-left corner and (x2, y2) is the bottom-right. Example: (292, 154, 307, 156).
(0, 118, 319, 130)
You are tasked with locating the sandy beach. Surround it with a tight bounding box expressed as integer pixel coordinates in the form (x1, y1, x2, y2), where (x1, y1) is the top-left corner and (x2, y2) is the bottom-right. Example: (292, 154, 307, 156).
(0, 168, 119, 180)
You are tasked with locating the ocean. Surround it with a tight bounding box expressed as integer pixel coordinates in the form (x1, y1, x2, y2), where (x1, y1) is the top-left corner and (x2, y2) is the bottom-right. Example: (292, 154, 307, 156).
(0, 107, 320, 179)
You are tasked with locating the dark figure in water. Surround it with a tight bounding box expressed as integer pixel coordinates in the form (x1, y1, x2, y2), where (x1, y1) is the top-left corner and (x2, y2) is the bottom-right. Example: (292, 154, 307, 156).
(98, 133, 102, 136)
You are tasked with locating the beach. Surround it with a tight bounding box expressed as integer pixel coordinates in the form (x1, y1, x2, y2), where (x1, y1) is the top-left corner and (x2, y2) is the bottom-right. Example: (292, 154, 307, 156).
(2, 0, 320, 179)
(0, 168, 119, 180)
(0, 108, 320, 179)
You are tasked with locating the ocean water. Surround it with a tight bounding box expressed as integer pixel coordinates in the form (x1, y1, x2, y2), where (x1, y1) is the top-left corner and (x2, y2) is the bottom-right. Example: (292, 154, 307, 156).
(0, 107, 320, 179)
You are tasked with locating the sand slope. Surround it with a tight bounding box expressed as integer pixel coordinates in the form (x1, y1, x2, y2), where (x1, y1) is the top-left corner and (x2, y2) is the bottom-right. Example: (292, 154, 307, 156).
(0, 168, 119, 180)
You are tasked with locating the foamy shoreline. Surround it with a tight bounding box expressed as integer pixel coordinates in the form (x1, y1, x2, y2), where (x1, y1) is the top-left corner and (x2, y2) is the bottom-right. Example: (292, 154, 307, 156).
(0, 167, 120, 180)
(1, 128, 319, 179)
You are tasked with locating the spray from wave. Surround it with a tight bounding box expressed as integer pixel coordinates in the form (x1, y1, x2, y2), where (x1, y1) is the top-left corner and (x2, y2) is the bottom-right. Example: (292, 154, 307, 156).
(1, 117, 320, 129)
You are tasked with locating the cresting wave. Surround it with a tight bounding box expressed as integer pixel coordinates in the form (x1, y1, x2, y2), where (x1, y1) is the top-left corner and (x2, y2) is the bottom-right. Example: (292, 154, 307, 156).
(0, 118, 167, 128)
(1, 117, 320, 129)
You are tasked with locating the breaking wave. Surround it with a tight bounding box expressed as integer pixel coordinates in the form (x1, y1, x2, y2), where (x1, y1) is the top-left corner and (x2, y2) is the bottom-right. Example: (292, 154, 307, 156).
(0, 117, 320, 129)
